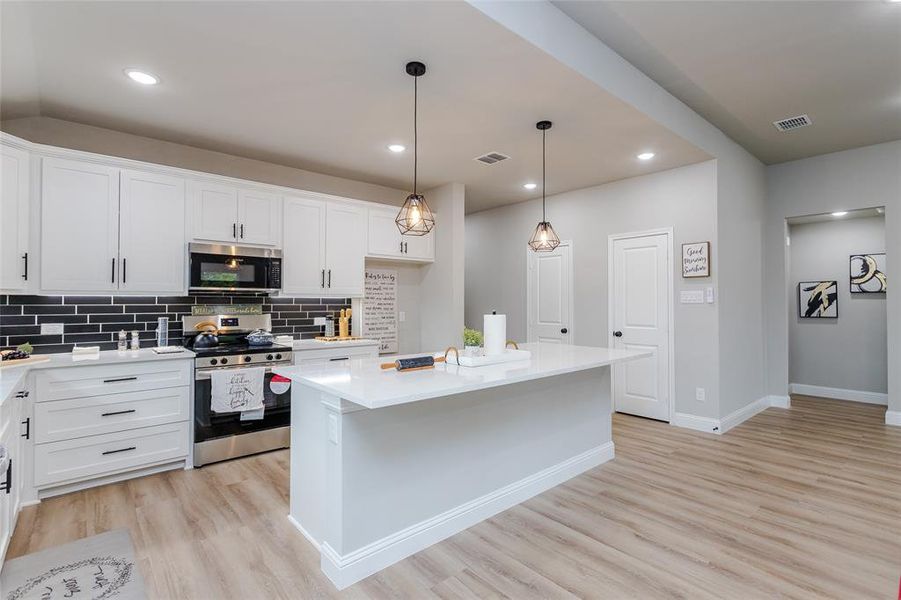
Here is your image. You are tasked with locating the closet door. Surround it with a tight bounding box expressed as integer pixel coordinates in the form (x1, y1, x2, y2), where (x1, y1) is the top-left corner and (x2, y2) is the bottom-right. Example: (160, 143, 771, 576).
(41, 158, 120, 292)
(119, 170, 186, 293)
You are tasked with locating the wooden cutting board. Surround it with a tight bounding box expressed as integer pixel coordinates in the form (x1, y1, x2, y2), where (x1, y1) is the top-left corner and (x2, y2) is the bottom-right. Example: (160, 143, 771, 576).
(0, 355, 51, 369)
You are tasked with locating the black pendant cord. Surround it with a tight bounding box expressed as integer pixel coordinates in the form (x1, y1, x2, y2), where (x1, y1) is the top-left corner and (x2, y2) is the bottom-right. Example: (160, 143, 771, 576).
(542, 127, 547, 222)
(413, 74, 418, 196)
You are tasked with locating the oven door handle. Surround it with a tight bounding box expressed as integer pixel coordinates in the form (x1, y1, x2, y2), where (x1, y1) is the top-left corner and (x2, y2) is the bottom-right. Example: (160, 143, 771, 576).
(195, 366, 281, 380)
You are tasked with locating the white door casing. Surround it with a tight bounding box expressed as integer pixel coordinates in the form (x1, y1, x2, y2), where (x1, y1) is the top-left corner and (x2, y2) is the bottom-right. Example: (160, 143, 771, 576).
(527, 242, 573, 344)
(609, 230, 673, 422)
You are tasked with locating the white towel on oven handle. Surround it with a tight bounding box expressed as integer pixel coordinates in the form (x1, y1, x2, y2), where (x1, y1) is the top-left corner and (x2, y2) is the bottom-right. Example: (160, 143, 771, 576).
(210, 367, 265, 413)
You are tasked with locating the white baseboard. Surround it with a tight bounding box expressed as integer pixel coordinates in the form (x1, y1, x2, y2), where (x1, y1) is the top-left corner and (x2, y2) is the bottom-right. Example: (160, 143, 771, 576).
(673, 396, 790, 435)
(288, 514, 321, 551)
(672, 412, 720, 434)
(886, 411, 901, 427)
(318, 442, 615, 590)
(790, 383, 887, 406)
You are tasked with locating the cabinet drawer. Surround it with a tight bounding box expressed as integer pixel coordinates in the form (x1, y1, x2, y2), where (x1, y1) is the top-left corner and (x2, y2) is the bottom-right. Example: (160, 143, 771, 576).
(294, 346, 379, 364)
(35, 387, 190, 444)
(36, 361, 191, 402)
(34, 422, 189, 487)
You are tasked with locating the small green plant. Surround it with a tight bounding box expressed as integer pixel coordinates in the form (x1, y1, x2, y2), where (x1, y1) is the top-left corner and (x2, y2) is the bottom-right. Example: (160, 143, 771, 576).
(463, 327, 484, 347)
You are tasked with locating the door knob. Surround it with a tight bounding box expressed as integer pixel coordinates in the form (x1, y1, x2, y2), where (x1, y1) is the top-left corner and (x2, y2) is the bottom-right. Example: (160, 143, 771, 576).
(613, 331, 623, 337)
(560, 328, 568, 334)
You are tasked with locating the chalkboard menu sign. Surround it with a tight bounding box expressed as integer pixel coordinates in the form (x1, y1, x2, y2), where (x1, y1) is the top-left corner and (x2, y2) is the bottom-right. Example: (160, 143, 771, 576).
(362, 269, 398, 353)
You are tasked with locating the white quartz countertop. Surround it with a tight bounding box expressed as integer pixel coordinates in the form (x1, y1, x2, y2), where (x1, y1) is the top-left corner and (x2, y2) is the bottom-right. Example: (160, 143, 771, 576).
(292, 338, 379, 350)
(0, 348, 195, 406)
(273, 343, 650, 409)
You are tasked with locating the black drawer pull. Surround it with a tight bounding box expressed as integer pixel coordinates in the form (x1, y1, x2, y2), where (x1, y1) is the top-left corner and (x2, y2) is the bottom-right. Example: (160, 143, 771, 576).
(2, 459, 11, 494)
(102, 446, 136, 456)
(101, 409, 136, 417)
(21, 417, 30, 440)
(102, 376, 138, 383)
(329, 357, 349, 361)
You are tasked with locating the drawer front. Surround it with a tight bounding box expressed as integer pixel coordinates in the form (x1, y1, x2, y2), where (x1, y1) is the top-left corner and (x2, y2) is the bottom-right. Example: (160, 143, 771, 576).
(35, 387, 190, 444)
(36, 360, 192, 402)
(294, 346, 379, 363)
(34, 422, 189, 487)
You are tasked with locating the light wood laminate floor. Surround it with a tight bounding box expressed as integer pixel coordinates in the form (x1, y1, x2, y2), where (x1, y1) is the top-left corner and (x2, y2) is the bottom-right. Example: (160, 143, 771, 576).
(8, 395, 900, 599)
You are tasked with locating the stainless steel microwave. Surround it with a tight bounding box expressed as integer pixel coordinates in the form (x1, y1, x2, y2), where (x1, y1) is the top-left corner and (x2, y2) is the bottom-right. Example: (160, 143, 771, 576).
(188, 243, 282, 292)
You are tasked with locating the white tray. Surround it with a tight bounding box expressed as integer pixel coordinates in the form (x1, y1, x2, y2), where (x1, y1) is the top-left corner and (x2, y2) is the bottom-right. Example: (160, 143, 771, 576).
(444, 348, 532, 367)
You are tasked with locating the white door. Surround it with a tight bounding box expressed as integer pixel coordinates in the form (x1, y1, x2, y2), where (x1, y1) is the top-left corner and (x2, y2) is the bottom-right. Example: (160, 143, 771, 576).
(190, 181, 238, 243)
(0, 145, 30, 290)
(325, 202, 365, 297)
(282, 196, 327, 295)
(238, 189, 281, 246)
(610, 233, 671, 421)
(41, 158, 120, 291)
(367, 207, 403, 258)
(119, 170, 186, 293)
(527, 243, 573, 344)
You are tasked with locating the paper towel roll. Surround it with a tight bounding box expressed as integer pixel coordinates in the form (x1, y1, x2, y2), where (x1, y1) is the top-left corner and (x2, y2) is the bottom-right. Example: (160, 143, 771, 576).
(483, 314, 506, 356)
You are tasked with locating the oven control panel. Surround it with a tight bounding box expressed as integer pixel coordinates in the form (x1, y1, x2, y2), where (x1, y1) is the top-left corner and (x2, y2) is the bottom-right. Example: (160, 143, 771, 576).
(196, 351, 292, 369)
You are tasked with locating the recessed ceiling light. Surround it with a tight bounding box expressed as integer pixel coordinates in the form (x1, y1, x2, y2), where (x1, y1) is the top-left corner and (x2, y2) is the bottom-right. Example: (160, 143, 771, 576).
(124, 69, 159, 85)
(637, 152, 655, 160)
(387, 144, 406, 153)
(523, 183, 537, 190)
(831, 211, 848, 217)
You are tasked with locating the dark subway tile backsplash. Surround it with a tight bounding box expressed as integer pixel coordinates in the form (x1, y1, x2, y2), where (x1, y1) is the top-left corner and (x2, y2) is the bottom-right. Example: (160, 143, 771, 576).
(1, 293, 351, 353)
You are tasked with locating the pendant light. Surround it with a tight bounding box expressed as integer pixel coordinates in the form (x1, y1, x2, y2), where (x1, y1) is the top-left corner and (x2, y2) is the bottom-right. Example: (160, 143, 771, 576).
(395, 61, 435, 236)
(528, 120, 560, 252)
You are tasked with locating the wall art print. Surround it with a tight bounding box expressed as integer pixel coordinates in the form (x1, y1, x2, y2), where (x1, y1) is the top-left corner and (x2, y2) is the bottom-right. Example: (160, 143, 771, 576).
(798, 280, 838, 319)
(849, 253, 886, 293)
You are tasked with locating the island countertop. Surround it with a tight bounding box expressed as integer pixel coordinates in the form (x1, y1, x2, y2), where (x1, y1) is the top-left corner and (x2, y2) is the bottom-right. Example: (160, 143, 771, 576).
(273, 342, 650, 409)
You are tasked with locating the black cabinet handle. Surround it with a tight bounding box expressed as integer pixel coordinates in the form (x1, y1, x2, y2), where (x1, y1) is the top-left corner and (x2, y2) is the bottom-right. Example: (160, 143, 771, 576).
(328, 269, 331, 288)
(22, 252, 28, 280)
(102, 446, 136, 456)
(240, 223, 244, 239)
(321, 269, 325, 288)
(405, 242, 409, 254)
(561, 328, 568, 334)
(329, 357, 349, 361)
(15, 390, 28, 398)
(613, 331, 623, 338)
(101, 409, 136, 417)
(21, 417, 30, 440)
(103, 376, 137, 383)
(111, 258, 116, 283)
(122, 258, 127, 283)
(2, 459, 11, 494)
(400, 241, 403, 253)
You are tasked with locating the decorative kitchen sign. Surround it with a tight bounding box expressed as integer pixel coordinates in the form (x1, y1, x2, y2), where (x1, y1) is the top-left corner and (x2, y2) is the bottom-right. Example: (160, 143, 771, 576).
(363, 269, 398, 353)
(682, 242, 710, 278)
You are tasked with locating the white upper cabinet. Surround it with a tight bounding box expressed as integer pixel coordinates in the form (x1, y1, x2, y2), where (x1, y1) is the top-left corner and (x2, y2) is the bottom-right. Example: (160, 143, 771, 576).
(191, 181, 281, 246)
(366, 205, 434, 262)
(190, 181, 239, 243)
(41, 158, 120, 292)
(119, 170, 186, 293)
(282, 196, 327, 296)
(325, 202, 366, 297)
(0, 144, 30, 290)
(238, 189, 281, 246)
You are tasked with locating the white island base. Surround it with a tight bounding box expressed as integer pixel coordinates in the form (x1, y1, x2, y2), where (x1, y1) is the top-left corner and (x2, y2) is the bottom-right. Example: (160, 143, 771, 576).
(276, 343, 648, 590)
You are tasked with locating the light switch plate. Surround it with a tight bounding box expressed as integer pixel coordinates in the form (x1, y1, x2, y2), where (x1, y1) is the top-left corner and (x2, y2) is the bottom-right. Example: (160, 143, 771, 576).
(313, 317, 327, 326)
(41, 323, 64, 335)
(399, 311, 406, 322)
(696, 387, 706, 402)
(680, 290, 704, 304)
(706, 287, 716, 304)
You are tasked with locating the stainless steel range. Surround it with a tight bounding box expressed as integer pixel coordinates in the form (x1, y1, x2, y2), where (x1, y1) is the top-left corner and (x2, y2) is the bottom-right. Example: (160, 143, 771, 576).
(184, 313, 293, 467)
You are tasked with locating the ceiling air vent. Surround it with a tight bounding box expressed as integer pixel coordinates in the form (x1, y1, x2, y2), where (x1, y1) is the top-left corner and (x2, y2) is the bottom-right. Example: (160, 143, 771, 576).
(773, 114, 812, 132)
(474, 151, 510, 165)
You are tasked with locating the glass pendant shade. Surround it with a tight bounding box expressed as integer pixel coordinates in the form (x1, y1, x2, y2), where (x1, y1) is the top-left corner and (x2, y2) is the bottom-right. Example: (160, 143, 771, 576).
(395, 193, 435, 236)
(528, 221, 560, 252)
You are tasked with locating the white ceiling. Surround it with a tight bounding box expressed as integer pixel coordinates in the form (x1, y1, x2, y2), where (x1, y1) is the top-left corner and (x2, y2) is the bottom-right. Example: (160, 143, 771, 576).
(554, 1, 901, 165)
(0, 1, 710, 213)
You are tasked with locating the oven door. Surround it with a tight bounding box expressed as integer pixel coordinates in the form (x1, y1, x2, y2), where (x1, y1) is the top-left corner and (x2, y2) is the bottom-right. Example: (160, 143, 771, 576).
(194, 368, 292, 443)
(189, 245, 280, 292)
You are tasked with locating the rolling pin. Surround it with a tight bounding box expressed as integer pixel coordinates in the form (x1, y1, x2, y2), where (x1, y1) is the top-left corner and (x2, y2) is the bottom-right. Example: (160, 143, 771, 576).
(381, 355, 446, 372)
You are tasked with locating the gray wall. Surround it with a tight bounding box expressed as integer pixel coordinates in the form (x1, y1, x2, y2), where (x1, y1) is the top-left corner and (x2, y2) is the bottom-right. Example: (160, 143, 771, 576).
(466, 160, 720, 419)
(788, 216, 887, 394)
(766, 141, 900, 417)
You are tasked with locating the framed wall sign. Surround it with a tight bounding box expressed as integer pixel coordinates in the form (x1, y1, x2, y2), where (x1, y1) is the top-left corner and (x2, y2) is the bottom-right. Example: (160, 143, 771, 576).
(682, 242, 710, 278)
(798, 280, 838, 318)
(849, 253, 886, 293)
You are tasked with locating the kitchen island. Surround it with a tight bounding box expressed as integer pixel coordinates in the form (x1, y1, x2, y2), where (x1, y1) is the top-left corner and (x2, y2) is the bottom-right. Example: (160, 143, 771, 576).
(273, 342, 649, 589)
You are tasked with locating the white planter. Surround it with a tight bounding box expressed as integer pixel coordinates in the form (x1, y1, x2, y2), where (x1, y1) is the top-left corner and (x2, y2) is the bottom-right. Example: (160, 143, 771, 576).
(463, 345, 483, 358)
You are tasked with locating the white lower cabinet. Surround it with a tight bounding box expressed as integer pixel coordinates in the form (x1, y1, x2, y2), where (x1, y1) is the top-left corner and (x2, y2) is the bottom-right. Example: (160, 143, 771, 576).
(293, 344, 379, 365)
(33, 359, 192, 495)
(0, 379, 28, 565)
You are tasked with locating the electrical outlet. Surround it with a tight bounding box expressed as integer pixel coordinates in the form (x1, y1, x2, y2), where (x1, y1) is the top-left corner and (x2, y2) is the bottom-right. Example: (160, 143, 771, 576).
(41, 323, 64, 335)
(696, 387, 706, 403)
(399, 311, 406, 322)
(313, 317, 327, 326)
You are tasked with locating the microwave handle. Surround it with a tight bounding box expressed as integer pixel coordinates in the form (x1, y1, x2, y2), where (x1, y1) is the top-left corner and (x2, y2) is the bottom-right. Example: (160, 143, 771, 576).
(195, 366, 280, 380)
